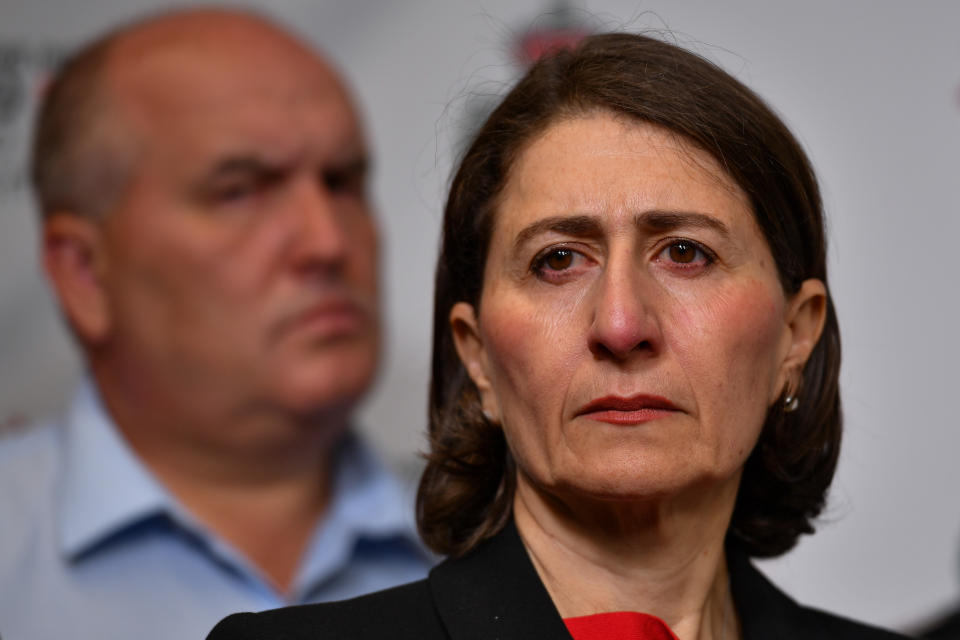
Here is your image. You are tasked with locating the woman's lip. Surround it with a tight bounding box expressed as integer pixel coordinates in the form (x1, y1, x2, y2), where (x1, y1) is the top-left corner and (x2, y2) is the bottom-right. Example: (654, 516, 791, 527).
(575, 394, 680, 424)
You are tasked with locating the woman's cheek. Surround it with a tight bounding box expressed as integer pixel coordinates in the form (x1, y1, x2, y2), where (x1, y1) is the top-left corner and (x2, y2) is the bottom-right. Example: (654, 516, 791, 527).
(480, 290, 583, 423)
(722, 279, 785, 371)
(670, 276, 782, 361)
(670, 279, 785, 457)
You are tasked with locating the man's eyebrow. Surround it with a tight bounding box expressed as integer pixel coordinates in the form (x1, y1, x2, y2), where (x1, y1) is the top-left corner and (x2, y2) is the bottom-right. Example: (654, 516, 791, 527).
(194, 155, 292, 187)
(635, 210, 731, 238)
(513, 215, 604, 251)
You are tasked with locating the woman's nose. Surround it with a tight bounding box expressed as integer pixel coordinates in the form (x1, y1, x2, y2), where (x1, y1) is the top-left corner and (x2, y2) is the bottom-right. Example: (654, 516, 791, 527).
(587, 262, 661, 360)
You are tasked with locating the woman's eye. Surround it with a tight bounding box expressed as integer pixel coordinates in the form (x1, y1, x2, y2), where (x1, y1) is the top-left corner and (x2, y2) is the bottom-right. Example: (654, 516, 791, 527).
(668, 241, 698, 263)
(658, 240, 714, 270)
(544, 249, 574, 270)
(532, 247, 589, 281)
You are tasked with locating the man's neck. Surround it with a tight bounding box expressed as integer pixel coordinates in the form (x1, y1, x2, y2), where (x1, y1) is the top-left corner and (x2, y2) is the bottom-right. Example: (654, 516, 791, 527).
(513, 476, 740, 640)
(93, 367, 344, 595)
(154, 449, 333, 596)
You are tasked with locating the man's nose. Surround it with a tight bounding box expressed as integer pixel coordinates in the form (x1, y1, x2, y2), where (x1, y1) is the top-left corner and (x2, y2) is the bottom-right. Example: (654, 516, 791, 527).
(587, 258, 662, 361)
(287, 177, 349, 275)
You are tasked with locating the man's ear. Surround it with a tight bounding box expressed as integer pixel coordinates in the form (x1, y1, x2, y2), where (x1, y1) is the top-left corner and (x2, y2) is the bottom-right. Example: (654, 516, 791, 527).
(774, 278, 828, 400)
(449, 301, 501, 424)
(43, 213, 112, 345)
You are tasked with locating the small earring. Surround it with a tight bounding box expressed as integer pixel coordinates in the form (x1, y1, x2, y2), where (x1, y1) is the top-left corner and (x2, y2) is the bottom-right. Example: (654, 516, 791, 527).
(482, 409, 497, 423)
(784, 394, 800, 413)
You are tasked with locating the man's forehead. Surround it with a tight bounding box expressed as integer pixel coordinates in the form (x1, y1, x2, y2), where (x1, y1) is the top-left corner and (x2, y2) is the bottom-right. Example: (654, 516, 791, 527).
(106, 11, 344, 103)
(109, 9, 324, 67)
(100, 10, 362, 166)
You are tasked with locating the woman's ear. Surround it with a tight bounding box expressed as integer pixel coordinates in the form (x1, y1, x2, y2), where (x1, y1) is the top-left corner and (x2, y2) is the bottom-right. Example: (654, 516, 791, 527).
(43, 213, 113, 346)
(775, 278, 828, 400)
(449, 301, 501, 423)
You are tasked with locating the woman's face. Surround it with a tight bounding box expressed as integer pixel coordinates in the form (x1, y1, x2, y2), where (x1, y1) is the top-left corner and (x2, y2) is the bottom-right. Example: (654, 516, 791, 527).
(451, 112, 825, 503)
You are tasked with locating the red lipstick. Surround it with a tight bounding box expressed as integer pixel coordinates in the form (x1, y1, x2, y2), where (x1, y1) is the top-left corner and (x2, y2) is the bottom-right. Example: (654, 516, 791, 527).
(575, 394, 679, 425)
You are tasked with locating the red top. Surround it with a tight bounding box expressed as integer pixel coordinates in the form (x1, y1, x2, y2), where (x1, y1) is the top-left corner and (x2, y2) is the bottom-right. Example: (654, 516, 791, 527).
(564, 611, 680, 640)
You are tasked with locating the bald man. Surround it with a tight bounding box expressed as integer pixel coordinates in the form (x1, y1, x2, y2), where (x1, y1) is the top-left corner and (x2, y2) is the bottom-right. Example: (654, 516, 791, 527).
(0, 8, 431, 639)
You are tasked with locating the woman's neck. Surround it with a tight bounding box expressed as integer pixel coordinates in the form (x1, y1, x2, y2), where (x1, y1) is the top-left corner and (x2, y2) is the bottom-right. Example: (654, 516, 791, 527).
(513, 473, 741, 640)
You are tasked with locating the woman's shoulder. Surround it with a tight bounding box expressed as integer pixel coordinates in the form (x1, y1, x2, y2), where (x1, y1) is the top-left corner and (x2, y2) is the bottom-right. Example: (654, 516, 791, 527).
(728, 545, 909, 640)
(206, 579, 446, 640)
(789, 604, 911, 640)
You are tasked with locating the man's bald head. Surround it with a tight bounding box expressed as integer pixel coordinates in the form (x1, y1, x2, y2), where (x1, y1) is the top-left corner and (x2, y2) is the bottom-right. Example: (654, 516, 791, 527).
(38, 5, 380, 441)
(31, 8, 344, 220)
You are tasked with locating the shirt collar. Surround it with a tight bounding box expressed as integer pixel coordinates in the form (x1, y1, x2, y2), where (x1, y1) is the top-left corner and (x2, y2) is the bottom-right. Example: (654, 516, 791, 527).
(57, 377, 171, 560)
(329, 433, 417, 535)
(55, 377, 429, 587)
(293, 432, 429, 593)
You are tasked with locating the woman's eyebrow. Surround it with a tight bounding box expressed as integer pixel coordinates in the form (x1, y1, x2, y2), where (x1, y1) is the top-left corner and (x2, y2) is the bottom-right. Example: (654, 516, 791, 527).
(512, 215, 603, 251)
(636, 210, 731, 238)
(511, 211, 730, 251)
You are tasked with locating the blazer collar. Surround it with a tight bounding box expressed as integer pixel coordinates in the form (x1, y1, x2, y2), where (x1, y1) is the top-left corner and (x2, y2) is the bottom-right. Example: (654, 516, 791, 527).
(727, 543, 801, 639)
(428, 520, 805, 640)
(428, 519, 572, 640)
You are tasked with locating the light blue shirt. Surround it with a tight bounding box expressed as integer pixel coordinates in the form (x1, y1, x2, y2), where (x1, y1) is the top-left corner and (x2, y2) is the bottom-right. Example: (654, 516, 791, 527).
(0, 379, 433, 640)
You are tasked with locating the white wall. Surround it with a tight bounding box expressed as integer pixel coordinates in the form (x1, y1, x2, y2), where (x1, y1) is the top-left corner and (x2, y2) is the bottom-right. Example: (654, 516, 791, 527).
(1, 0, 958, 632)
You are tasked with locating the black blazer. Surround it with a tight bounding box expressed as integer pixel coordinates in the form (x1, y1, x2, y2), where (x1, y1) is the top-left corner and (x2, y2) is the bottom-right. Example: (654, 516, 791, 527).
(208, 520, 907, 639)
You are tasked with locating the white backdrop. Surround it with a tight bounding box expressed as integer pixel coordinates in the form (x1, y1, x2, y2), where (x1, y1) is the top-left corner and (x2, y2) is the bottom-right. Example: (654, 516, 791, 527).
(1, 0, 958, 632)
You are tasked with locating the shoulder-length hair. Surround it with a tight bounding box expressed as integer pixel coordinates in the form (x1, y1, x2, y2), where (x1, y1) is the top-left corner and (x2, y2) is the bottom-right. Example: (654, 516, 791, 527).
(418, 32, 841, 559)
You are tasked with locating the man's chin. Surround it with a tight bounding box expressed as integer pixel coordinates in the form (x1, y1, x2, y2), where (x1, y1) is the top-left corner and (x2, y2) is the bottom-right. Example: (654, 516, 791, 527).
(268, 362, 376, 420)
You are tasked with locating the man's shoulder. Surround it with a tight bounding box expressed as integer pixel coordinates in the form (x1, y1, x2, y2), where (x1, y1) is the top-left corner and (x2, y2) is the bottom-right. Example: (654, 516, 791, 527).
(0, 418, 61, 499)
(0, 420, 62, 569)
(207, 579, 446, 640)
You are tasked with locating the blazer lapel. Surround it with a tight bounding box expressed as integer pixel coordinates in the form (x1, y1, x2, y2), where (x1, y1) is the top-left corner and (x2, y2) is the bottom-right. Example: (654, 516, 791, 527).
(728, 543, 802, 640)
(428, 519, 573, 640)
(428, 524, 813, 640)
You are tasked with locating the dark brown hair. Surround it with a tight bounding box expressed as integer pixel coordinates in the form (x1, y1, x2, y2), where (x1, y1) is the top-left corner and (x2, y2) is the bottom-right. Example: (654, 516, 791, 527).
(417, 32, 841, 559)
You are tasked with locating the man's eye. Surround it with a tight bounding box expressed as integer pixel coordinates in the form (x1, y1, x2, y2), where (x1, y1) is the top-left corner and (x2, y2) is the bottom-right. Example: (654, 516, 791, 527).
(215, 183, 256, 202)
(323, 168, 365, 196)
(206, 169, 286, 206)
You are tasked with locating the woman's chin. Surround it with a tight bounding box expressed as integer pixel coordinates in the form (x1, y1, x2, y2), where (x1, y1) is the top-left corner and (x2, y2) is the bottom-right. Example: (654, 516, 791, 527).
(529, 459, 741, 513)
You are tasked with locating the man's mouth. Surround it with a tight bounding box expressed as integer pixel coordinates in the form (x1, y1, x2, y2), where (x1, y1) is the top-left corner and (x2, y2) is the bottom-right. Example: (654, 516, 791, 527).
(273, 294, 373, 342)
